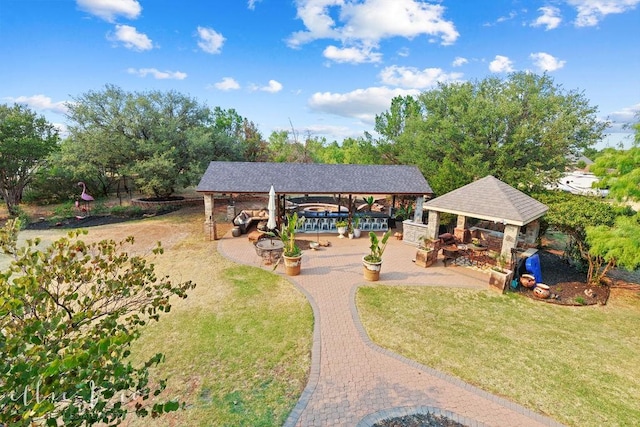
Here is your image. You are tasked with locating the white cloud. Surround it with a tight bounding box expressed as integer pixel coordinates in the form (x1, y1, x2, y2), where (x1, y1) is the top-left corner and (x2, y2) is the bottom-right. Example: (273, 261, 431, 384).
(109, 25, 153, 51)
(197, 26, 225, 54)
(77, 0, 142, 22)
(567, 0, 640, 27)
(249, 80, 283, 93)
(379, 65, 462, 89)
(452, 56, 468, 67)
(530, 52, 566, 72)
(212, 77, 241, 91)
(247, 0, 262, 10)
(608, 103, 640, 128)
(127, 68, 187, 80)
(531, 6, 562, 30)
(323, 45, 382, 64)
(287, 0, 459, 52)
(483, 10, 518, 27)
(308, 86, 420, 123)
(3, 94, 68, 115)
(261, 80, 283, 93)
(489, 55, 514, 73)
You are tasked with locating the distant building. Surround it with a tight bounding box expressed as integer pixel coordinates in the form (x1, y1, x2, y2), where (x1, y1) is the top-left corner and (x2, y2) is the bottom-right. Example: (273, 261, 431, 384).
(548, 171, 609, 197)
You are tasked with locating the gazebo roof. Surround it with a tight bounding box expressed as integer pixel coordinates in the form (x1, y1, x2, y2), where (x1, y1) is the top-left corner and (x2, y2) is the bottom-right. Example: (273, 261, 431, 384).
(196, 161, 433, 196)
(423, 175, 548, 226)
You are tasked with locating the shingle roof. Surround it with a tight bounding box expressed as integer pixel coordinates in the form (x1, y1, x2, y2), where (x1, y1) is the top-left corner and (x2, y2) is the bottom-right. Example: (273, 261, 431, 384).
(423, 175, 548, 226)
(196, 161, 433, 196)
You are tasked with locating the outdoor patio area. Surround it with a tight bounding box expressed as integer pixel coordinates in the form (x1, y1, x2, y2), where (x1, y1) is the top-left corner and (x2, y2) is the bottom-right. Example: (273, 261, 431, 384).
(217, 228, 563, 427)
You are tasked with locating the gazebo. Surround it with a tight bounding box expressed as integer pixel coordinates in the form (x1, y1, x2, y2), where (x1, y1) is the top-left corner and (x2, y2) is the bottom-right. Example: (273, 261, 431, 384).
(407, 175, 548, 260)
(196, 161, 434, 239)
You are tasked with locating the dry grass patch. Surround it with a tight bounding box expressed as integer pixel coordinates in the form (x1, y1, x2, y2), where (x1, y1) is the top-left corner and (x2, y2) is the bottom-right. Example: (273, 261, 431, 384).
(357, 285, 640, 427)
(4, 206, 313, 427)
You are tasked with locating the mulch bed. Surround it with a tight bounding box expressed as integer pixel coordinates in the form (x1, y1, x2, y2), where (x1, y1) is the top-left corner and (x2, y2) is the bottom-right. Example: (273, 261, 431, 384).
(25, 215, 137, 230)
(373, 412, 464, 427)
(513, 250, 610, 306)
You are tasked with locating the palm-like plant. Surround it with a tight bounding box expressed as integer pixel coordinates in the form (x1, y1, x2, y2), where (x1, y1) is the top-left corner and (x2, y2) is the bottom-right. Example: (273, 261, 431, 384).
(364, 230, 392, 263)
(280, 212, 303, 257)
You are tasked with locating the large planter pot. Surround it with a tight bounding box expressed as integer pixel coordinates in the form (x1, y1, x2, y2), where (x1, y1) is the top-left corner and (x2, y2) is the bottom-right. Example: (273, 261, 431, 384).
(337, 226, 347, 238)
(283, 254, 302, 276)
(353, 228, 361, 238)
(415, 248, 436, 268)
(489, 268, 513, 293)
(362, 257, 382, 281)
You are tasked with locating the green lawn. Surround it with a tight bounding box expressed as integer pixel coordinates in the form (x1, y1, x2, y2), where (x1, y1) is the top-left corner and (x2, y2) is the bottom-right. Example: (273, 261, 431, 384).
(356, 285, 640, 427)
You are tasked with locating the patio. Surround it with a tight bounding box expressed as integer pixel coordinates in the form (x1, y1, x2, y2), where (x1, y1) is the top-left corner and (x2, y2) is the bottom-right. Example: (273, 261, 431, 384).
(217, 228, 563, 427)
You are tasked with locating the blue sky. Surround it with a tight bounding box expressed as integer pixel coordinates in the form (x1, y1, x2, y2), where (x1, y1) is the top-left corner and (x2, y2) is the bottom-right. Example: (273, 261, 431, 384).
(1, 0, 639, 149)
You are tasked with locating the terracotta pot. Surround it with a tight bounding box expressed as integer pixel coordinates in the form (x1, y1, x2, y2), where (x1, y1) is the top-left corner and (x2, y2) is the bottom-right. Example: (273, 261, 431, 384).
(533, 283, 551, 299)
(520, 273, 536, 288)
(283, 254, 302, 276)
(362, 257, 382, 281)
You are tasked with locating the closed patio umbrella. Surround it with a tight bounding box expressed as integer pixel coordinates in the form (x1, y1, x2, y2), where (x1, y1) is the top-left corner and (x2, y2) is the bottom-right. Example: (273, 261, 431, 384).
(267, 185, 277, 231)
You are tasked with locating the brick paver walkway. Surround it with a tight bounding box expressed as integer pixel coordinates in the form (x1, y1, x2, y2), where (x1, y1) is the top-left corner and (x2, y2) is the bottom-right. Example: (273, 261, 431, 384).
(218, 231, 564, 427)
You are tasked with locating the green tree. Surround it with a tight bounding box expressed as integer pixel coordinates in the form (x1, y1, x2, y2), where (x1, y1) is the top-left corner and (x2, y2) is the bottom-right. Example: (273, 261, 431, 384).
(0, 104, 59, 214)
(0, 219, 196, 425)
(590, 114, 640, 201)
(380, 72, 607, 196)
(586, 214, 640, 285)
(537, 191, 635, 284)
(64, 85, 212, 198)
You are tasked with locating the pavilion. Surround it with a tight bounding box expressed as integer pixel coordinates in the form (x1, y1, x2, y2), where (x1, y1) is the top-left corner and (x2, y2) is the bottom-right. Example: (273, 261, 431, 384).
(196, 161, 434, 239)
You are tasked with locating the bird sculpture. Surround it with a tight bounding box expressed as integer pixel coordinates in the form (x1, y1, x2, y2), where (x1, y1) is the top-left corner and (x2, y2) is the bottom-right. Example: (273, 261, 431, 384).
(76, 181, 94, 219)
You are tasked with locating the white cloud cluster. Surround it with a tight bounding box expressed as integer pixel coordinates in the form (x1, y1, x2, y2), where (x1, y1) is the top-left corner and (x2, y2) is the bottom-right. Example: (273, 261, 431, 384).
(77, 0, 142, 22)
(532, 6, 562, 30)
(212, 77, 241, 91)
(197, 27, 225, 54)
(530, 52, 566, 72)
(308, 86, 420, 123)
(608, 103, 640, 126)
(4, 95, 68, 115)
(379, 65, 462, 89)
(127, 68, 187, 80)
(110, 24, 153, 51)
(323, 45, 382, 64)
(287, 0, 458, 63)
(249, 80, 284, 93)
(567, 0, 640, 27)
(489, 55, 514, 73)
(452, 56, 468, 67)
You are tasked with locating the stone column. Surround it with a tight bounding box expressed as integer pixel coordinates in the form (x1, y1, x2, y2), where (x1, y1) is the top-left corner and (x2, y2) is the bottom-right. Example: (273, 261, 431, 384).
(203, 193, 218, 240)
(524, 220, 540, 245)
(454, 215, 470, 243)
(501, 224, 520, 262)
(426, 210, 440, 240)
(413, 196, 424, 223)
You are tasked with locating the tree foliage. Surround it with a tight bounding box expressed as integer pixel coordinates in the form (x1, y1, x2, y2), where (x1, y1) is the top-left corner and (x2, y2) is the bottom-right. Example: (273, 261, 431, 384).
(590, 114, 640, 202)
(586, 214, 640, 285)
(376, 72, 607, 196)
(0, 103, 59, 214)
(56, 85, 264, 199)
(0, 219, 195, 426)
(536, 191, 636, 284)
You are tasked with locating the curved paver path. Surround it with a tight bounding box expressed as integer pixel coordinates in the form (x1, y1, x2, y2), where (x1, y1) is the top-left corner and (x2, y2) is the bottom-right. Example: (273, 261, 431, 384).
(218, 231, 564, 427)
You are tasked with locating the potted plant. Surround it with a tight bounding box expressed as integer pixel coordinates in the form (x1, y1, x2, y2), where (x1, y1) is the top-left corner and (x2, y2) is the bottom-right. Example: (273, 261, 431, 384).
(415, 234, 439, 268)
(363, 230, 392, 281)
(336, 219, 348, 238)
(488, 254, 513, 293)
(352, 216, 361, 238)
(279, 212, 304, 276)
(347, 223, 354, 239)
